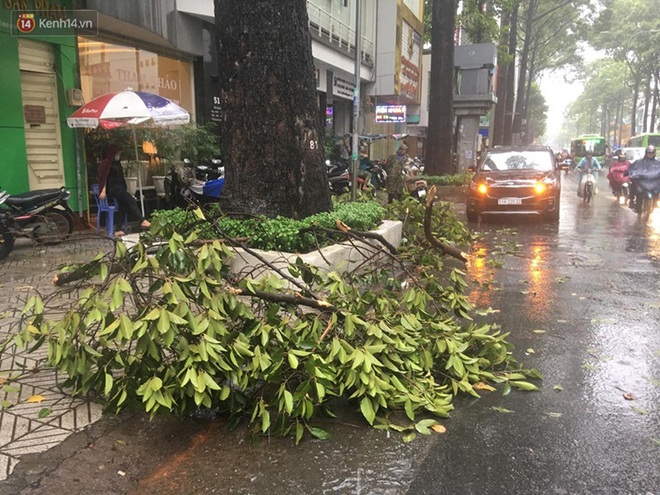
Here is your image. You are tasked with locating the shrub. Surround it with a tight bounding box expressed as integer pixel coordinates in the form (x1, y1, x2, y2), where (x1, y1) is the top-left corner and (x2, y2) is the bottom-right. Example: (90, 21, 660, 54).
(422, 173, 472, 187)
(150, 201, 385, 253)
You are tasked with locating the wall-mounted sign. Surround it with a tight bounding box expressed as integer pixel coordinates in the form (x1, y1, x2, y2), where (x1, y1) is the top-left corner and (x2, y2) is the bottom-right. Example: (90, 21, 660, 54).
(210, 95, 222, 123)
(333, 76, 354, 100)
(375, 105, 406, 123)
(24, 105, 46, 124)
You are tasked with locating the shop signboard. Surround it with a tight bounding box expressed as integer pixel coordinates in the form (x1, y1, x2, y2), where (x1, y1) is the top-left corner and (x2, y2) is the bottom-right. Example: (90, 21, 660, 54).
(375, 105, 406, 123)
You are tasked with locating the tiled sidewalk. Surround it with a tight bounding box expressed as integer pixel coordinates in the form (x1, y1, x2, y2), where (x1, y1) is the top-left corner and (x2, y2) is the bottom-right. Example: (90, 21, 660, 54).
(0, 234, 114, 480)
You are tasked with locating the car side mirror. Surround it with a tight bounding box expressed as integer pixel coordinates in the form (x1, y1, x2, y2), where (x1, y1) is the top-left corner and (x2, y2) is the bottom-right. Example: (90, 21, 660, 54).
(468, 165, 476, 173)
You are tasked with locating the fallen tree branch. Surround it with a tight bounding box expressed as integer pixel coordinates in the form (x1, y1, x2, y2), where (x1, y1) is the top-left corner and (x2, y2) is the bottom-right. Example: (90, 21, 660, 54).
(424, 186, 469, 263)
(298, 225, 398, 254)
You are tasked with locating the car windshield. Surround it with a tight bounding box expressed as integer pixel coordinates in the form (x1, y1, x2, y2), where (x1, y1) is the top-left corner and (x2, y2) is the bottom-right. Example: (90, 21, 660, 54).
(480, 151, 553, 172)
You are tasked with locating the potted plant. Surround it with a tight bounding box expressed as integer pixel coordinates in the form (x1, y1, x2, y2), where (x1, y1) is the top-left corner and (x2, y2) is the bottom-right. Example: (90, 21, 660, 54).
(121, 160, 139, 196)
(176, 123, 221, 165)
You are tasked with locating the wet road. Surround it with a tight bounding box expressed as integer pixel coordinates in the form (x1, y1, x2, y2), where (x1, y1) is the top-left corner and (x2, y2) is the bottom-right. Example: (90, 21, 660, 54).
(409, 174, 660, 494)
(2, 174, 658, 495)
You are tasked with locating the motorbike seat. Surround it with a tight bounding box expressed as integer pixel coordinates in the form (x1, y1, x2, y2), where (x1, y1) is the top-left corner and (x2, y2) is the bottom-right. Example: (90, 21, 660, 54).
(5, 188, 65, 210)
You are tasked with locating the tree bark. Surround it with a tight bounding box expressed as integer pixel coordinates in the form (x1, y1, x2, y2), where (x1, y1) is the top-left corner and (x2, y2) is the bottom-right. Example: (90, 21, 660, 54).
(214, 0, 333, 219)
(492, 8, 511, 146)
(651, 69, 659, 133)
(503, 1, 519, 145)
(512, 0, 536, 145)
(631, 77, 639, 136)
(424, 0, 457, 176)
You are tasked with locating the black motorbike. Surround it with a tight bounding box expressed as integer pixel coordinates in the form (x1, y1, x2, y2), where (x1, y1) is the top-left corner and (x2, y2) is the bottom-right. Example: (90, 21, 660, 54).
(326, 159, 351, 195)
(0, 193, 14, 261)
(360, 160, 387, 193)
(0, 187, 75, 257)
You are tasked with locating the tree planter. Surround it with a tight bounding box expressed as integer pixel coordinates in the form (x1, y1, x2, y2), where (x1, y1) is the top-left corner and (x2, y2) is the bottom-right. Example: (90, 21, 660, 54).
(121, 220, 403, 287)
(227, 220, 402, 286)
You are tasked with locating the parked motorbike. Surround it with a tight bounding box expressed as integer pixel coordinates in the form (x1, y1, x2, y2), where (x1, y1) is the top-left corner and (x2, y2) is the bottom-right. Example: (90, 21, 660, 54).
(164, 161, 225, 207)
(0, 187, 74, 246)
(403, 163, 428, 201)
(0, 193, 14, 261)
(366, 160, 387, 192)
(326, 159, 351, 195)
(191, 158, 224, 182)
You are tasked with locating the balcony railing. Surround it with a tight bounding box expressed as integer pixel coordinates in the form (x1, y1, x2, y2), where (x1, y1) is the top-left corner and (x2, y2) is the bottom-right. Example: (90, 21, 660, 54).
(306, 1, 374, 65)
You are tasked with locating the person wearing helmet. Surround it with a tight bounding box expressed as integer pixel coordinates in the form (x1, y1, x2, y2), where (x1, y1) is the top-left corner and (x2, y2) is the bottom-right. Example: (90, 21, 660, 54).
(574, 150, 602, 197)
(607, 151, 631, 196)
(626, 145, 660, 212)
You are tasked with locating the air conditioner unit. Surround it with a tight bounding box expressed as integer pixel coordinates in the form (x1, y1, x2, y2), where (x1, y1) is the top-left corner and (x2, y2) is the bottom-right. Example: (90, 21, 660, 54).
(66, 88, 83, 107)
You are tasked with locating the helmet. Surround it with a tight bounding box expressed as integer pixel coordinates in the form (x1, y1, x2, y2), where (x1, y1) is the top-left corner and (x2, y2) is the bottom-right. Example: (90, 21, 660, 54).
(586, 150, 593, 155)
(646, 145, 656, 155)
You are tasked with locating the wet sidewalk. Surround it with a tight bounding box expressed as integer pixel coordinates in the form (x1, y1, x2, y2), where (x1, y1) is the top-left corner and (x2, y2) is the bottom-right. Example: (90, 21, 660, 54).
(0, 233, 120, 480)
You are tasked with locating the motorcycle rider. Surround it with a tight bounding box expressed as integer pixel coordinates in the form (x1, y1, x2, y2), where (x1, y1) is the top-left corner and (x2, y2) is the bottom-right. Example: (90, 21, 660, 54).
(574, 150, 602, 197)
(606, 151, 631, 197)
(626, 145, 660, 213)
(357, 146, 373, 191)
(384, 143, 409, 203)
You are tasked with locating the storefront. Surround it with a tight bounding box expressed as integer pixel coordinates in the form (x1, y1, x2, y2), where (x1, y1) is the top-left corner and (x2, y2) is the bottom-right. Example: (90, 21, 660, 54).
(0, 1, 80, 207)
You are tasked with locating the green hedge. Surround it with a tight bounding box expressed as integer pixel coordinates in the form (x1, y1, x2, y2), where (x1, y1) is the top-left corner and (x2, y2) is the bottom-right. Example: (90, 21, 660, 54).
(151, 201, 385, 253)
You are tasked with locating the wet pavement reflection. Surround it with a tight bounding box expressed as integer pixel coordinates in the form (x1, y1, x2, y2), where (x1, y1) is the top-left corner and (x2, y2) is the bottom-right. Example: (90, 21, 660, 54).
(410, 173, 660, 494)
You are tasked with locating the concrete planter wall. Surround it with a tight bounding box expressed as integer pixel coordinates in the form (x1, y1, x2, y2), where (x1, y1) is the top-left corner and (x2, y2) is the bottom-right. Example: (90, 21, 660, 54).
(227, 220, 403, 283)
(123, 220, 403, 285)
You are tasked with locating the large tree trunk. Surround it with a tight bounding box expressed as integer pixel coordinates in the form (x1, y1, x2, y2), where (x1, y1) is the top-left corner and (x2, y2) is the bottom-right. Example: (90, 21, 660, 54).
(642, 75, 651, 133)
(214, 0, 332, 219)
(492, 8, 511, 146)
(503, 1, 519, 145)
(630, 77, 639, 137)
(425, 0, 457, 176)
(512, 0, 536, 145)
(651, 69, 659, 133)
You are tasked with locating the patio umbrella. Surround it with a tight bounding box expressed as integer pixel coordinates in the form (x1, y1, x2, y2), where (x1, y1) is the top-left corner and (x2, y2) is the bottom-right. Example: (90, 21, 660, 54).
(67, 89, 190, 216)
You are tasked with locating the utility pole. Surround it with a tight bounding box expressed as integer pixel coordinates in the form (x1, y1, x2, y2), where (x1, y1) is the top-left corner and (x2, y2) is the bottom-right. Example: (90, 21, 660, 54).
(351, 0, 362, 201)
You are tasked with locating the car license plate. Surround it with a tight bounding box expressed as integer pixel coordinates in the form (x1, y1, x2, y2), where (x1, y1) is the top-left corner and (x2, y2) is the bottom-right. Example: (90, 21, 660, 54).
(498, 197, 522, 205)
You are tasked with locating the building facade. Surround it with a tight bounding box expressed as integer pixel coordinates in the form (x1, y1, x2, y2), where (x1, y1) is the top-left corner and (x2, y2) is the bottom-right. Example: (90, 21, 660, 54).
(1, 0, 419, 207)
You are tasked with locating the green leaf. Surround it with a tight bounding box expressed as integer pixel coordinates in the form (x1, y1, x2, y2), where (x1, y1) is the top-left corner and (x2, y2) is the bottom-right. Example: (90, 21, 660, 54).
(360, 397, 376, 425)
(283, 390, 293, 414)
(510, 381, 540, 391)
(104, 373, 114, 396)
(309, 427, 331, 440)
(402, 432, 417, 443)
(261, 409, 270, 433)
(288, 353, 299, 369)
(295, 423, 304, 445)
(415, 419, 439, 435)
(38, 407, 53, 419)
(491, 406, 514, 413)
